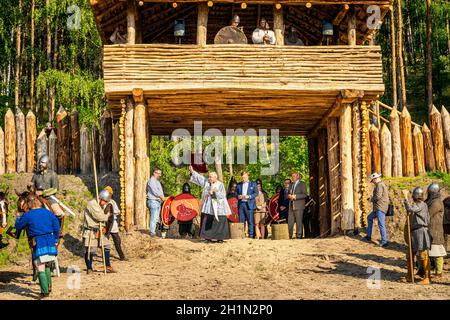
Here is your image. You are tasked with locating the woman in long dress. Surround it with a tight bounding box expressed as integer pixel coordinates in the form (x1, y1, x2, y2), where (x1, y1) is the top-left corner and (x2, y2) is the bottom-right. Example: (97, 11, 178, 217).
(189, 165, 231, 242)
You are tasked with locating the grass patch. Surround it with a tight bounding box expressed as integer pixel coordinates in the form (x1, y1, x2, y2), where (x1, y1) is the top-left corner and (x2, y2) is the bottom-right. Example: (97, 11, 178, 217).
(427, 171, 450, 189)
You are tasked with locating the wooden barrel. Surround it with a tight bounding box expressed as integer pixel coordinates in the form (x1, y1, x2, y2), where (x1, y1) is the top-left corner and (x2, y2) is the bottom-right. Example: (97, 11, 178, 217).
(228, 222, 245, 239)
(271, 224, 289, 240)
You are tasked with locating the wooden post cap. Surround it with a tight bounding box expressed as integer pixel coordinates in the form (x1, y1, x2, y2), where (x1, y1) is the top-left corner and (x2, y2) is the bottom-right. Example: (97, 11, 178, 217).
(172, 2, 177, 8)
(241, 2, 247, 9)
(306, 2, 312, 8)
(207, 1, 213, 7)
(275, 3, 282, 9)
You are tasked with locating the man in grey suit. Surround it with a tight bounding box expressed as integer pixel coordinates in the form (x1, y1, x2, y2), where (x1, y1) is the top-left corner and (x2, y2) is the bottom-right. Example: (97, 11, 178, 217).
(287, 172, 308, 239)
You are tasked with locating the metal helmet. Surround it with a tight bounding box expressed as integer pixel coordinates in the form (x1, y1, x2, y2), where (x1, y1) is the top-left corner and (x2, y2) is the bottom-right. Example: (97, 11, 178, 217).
(182, 183, 191, 194)
(427, 183, 440, 196)
(99, 190, 111, 202)
(412, 187, 424, 201)
(38, 155, 49, 170)
(231, 15, 240, 23)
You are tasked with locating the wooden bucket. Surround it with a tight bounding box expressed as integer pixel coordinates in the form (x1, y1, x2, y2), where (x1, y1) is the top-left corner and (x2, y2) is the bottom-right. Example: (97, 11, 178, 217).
(228, 222, 245, 239)
(271, 224, 289, 240)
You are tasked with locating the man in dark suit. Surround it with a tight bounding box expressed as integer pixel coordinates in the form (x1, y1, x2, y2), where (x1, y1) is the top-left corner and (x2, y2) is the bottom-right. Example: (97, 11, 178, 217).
(235, 171, 258, 238)
(277, 179, 291, 223)
(287, 172, 308, 239)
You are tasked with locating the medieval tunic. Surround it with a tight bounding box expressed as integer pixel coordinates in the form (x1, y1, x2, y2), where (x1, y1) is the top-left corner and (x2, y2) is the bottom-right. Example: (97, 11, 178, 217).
(426, 194, 446, 257)
(404, 200, 432, 254)
(82, 199, 111, 251)
(31, 170, 59, 205)
(252, 28, 276, 45)
(190, 171, 231, 240)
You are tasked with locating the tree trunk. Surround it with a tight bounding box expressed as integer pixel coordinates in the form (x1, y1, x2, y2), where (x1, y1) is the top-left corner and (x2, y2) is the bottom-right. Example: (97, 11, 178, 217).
(380, 124, 392, 177)
(327, 117, 341, 235)
(46, 0, 52, 120)
(125, 97, 135, 230)
(390, 9, 398, 106)
(351, 102, 361, 229)
(30, 0, 35, 111)
(412, 125, 426, 175)
(15, 108, 26, 173)
(369, 125, 381, 174)
(446, 12, 450, 55)
(5, 109, 16, 173)
(317, 128, 330, 237)
(71, 109, 80, 174)
(426, 0, 433, 111)
(215, 158, 223, 182)
(0, 127, 5, 175)
(389, 107, 403, 177)
(361, 102, 372, 176)
(80, 125, 92, 175)
(396, 0, 407, 109)
(400, 107, 414, 176)
(339, 104, 354, 232)
(15, 0, 23, 108)
(429, 106, 447, 172)
(441, 106, 450, 171)
(26, 110, 36, 173)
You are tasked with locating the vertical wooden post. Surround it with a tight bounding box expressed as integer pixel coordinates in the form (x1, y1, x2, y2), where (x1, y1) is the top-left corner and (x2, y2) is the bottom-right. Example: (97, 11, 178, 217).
(133, 89, 149, 230)
(5, 109, 16, 174)
(112, 121, 120, 172)
(318, 128, 330, 237)
(125, 97, 135, 230)
(348, 7, 356, 46)
(422, 123, 436, 172)
(36, 129, 48, 167)
(412, 125, 426, 175)
(25, 110, 37, 173)
(326, 117, 341, 235)
(119, 101, 127, 231)
(307, 137, 320, 237)
(369, 125, 381, 174)
(380, 124, 392, 177)
(92, 125, 100, 173)
(0, 127, 5, 175)
(100, 110, 113, 173)
(429, 106, 447, 172)
(71, 109, 80, 174)
(48, 129, 57, 171)
(441, 106, 450, 171)
(351, 102, 361, 229)
(127, 0, 136, 45)
(390, 8, 397, 107)
(80, 124, 92, 174)
(339, 104, 354, 232)
(389, 106, 402, 177)
(360, 102, 371, 176)
(400, 106, 414, 176)
(15, 108, 26, 173)
(197, 3, 208, 46)
(273, 5, 284, 45)
(56, 106, 70, 174)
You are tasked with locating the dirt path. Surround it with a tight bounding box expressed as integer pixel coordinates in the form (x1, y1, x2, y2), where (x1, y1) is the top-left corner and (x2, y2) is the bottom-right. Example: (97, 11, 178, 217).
(1, 236, 449, 300)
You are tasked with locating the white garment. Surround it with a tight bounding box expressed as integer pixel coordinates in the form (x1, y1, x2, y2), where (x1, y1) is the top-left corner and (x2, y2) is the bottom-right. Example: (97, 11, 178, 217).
(242, 182, 249, 197)
(110, 199, 120, 233)
(252, 28, 276, 45)
(429, 244, 447, 257)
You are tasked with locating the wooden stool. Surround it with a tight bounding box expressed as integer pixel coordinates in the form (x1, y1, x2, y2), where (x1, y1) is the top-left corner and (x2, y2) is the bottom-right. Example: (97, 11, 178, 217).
(229, 222, 245, 239)
(271, 223, 289, 240)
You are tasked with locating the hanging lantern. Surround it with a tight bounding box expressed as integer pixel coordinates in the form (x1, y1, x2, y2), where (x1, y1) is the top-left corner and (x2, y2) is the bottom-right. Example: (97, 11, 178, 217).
(174, 19, 185, 37)
(322, 20, 334, 36)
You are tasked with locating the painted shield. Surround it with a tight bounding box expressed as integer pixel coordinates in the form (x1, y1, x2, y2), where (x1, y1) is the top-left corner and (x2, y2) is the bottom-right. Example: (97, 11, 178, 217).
(171, 194, 200, 222)
(269, 194, 280, 222)
(227, 197, 239, 222)
(161, 196, 175, 226)
(191, 153, 208, 173)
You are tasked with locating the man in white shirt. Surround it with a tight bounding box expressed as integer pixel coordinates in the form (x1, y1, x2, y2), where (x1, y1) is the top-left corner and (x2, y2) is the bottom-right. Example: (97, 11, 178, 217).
(252, 18, 276, 45)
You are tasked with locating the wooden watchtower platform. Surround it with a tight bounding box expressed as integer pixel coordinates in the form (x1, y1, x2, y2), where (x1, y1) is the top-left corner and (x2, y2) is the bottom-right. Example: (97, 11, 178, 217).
(90, 0, 392, 235)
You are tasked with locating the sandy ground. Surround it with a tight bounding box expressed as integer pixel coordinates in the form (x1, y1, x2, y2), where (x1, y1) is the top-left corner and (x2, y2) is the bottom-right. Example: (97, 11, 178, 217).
(1, 234, 449, 300)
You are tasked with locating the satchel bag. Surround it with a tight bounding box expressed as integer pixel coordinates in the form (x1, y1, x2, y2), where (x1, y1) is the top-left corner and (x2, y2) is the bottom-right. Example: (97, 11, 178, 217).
(386, 204, 394, 217)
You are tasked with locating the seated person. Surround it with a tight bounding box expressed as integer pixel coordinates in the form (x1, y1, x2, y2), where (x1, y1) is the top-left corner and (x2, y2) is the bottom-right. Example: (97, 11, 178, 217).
(285, 26, 305, 46)
(252, 18, 276, 45)
(110, 24, 128, 44)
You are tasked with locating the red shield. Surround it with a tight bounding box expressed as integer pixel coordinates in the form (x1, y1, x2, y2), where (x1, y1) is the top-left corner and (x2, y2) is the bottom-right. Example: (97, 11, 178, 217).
(269, 194, 280, 222)
(227, 197, 239, 222)
(171, 194, 200, 222)
(191, 153, 208, 173)
(161, 196, 175, 226)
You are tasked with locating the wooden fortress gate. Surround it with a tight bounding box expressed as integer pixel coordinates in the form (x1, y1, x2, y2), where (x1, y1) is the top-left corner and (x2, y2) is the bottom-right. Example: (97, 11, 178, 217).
(91, 0, 390, 234)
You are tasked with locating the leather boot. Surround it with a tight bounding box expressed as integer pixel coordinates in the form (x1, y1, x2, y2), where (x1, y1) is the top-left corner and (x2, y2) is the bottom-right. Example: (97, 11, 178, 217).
(106, 266, 117, 273)
(417, 251, 431, 285)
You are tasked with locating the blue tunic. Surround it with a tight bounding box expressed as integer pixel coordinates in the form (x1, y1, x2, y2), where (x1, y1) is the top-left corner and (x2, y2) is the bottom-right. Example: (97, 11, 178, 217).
(15, 208, 60, 260)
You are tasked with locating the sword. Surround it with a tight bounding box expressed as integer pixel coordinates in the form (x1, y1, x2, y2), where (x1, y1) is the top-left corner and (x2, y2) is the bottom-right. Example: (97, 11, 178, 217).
(47, 195, 76, 217)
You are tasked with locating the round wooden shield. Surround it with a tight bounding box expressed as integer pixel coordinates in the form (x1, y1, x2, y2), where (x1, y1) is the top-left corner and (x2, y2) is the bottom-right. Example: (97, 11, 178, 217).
(161, 196, 175, 226)
(227, 197, 239, 222)
(214, 26, 248, 44)
(191, 153, 208, 173)
(171, 194, 200, 222)
(269, 194, 280, 222)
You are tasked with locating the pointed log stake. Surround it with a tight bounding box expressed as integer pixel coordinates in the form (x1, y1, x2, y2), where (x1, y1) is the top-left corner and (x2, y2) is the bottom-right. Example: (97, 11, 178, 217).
(15, 108, 26, 173)
(56, 106, 70, 174)
(48, 129, 57, 171)
(422, 123, 436, 172)
(26, 110, 37, 173)
(429, 105, 447, 172)
(0, 127, 5, 175)
(80, 124, 92, 175)
(412, 125, 426, 175)
(36, 128, 48, 166)
(71, 109, 80, 174)
(351, 102, 361, 229)
(5, 109, 16, 173)
(327, 117, 341, 235)
(389, 106, 402, 177)
(380, 124, 392, 177)
(369, 124, 381, 174)
(441, 106, 450, 171)
(400, 107, 414, 176)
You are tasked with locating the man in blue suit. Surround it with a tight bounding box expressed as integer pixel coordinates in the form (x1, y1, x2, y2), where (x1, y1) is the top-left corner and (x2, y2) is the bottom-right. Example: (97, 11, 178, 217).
(235, 171, 259, 238)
